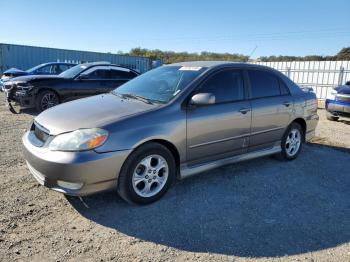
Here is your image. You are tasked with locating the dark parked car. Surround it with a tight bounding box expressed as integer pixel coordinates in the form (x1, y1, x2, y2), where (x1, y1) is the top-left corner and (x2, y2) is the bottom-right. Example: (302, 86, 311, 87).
(1, 62, 76, 81)
(325, 81, 350, 121)
(4, 62, 139, 112)
(23, 61, 319, 204)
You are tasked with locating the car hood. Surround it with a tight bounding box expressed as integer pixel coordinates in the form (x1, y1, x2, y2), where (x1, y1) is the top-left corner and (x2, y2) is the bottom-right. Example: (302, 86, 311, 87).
(3, 67, 28, 76)
(10, 75, 63, 82)
(335, 85, 350, 95)
(35, 94, 158, 135)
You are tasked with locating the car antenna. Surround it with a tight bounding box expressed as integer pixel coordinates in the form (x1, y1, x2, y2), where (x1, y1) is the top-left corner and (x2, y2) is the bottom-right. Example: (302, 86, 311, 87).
(248, 45, 258, 61)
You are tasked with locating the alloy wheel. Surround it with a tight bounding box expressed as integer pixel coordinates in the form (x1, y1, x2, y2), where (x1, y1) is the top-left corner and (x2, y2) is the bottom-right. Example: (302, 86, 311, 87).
(285, 128, 301, 157)
(132, 154, 169, 198)
(41, 93, 58, 110)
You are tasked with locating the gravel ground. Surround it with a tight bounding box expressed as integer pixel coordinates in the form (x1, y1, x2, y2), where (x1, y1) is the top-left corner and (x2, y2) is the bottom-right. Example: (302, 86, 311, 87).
(0, 92, 350, 262)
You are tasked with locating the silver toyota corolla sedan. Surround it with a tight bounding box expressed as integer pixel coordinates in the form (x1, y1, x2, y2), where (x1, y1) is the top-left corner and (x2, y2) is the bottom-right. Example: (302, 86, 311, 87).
(23, 61, 319, 204)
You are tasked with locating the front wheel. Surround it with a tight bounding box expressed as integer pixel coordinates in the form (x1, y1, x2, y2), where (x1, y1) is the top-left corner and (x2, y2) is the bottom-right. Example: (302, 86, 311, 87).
(117, 142, 176, 205)
(35, 90, 59, 112)
(278, 122, 304, 160)
(326, 111, 339, 121)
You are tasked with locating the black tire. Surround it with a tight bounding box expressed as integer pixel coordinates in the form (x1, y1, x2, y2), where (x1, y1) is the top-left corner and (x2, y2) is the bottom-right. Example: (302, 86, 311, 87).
(35, 90, 59, 112)
(277, 122, 304, 161)
(117, 142, 176, 205)
(326, 111, 339, 121)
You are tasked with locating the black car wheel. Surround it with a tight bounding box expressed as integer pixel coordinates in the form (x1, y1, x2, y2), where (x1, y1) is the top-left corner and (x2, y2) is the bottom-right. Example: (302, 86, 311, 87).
(117, 142, 176, 205)
(36, 90, 59, 112)
(326, 111, 339, 121)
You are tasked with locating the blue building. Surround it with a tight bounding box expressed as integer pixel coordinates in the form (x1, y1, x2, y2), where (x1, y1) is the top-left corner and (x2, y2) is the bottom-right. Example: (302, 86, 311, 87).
(0, 43, 161, 74)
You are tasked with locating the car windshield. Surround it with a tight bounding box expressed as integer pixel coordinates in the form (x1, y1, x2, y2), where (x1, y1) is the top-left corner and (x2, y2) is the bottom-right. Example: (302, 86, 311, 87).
(59, 64, 88, 78)
(112, 66, 206, 104)
(26, 63, 47, 73)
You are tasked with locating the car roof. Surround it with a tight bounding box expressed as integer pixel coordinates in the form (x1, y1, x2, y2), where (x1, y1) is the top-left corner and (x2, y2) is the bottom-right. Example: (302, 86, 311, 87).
(168, 60, 303, 92)
(82, 62, 139, 74)
(40, 62, 77, 66)
(83, 61, 111, 66)
(168, 61, 273, 70)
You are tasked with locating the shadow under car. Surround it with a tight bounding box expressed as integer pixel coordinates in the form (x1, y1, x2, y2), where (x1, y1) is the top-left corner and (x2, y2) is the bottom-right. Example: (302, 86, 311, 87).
(67, 144, 350, 257)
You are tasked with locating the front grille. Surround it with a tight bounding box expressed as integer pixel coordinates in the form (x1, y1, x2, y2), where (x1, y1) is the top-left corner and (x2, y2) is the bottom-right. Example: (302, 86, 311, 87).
(336, 95, 350, 103)
(33, 122, 50, 142)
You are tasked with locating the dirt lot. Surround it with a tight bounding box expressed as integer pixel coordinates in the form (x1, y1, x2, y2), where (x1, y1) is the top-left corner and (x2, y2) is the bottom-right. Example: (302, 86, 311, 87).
(0, 92, 349, 262)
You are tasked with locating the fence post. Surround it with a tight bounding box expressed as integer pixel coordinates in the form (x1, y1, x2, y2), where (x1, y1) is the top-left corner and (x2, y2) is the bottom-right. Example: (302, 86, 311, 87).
(286, 67, 291, 78)
(338, 66, 344, 85)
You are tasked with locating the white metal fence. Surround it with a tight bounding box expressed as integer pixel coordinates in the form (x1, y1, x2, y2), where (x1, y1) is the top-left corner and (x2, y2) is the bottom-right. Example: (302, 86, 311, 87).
(253, 61, 350, 100)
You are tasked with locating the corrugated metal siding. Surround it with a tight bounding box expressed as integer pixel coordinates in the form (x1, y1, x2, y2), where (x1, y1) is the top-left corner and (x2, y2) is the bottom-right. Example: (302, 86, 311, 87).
(0, 43, 161, 73)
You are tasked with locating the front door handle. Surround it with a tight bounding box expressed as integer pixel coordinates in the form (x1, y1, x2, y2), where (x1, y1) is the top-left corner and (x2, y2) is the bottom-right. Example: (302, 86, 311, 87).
(283, 101, 291, 107)
(239, 108, 251, 114)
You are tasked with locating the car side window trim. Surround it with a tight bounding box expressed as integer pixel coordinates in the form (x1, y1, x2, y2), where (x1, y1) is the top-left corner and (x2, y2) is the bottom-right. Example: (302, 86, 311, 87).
(80, 66, 111, 76)
(109, 68, 136, 80)
(79, 66, 134, 80)
(109, 66, 132, 72)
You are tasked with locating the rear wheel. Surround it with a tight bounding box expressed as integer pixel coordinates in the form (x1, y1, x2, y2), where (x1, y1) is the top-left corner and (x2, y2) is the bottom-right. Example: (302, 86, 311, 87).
(278, 122, 304, 160)
(35, 90, 59, 112)
(117, 142, 176, 205)
(326, 111, 339, 121)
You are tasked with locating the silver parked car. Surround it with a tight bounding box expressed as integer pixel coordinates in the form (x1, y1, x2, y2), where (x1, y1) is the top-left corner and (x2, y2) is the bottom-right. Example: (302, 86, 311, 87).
(23, 61, 319, 204)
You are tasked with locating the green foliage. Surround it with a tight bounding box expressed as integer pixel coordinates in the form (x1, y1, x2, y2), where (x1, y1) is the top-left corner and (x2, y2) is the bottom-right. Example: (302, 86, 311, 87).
(259, 55, 336, 62)
(336, 47, 350, 60)
(124, 47, 350, 63)
(259, 47, 350, 62)
(129, 47, 249, 64)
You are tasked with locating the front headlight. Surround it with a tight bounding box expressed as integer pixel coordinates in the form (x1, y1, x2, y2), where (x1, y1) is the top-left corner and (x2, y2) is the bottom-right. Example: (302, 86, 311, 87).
(328, 88, 338, 100)
(49, 128, 108, 151)
(17, 82, 34, 91)
(1, 75, 10, 81)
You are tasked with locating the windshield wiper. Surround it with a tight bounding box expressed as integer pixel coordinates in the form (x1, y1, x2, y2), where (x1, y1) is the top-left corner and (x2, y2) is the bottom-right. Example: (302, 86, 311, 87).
(120, 93, 154, 105)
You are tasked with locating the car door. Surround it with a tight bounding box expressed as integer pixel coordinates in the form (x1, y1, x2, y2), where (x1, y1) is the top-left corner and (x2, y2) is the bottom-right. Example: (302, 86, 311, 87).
(247, 69, 293, 151)
(186, 69, 251, 165)
(74, 66, 111, 98)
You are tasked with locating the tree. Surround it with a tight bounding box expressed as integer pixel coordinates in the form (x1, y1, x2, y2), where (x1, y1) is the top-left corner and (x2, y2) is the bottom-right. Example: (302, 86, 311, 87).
(129, 47, 248, 64)
(336, 47, 350, 60)
(128, 47, 350, 63)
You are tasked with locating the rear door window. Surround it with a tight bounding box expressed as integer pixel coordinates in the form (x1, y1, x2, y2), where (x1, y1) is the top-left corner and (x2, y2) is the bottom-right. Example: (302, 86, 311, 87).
(35, 65, 55, 74)
(86, 69, 109, 79)
(59, 64, 72, 73)
(279, 79, 290, 95)
(248, 70, 281, 99)
(110, 69, 137, 79)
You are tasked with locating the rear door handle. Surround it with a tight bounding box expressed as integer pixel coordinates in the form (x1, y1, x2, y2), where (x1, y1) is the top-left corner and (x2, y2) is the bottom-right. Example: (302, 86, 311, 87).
(283, 101, 291, 107)
(239, 108, 251, 114)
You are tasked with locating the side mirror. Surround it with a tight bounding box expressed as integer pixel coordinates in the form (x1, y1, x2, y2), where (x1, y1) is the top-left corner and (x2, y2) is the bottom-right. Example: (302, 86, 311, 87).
(190, 93, 215, 106)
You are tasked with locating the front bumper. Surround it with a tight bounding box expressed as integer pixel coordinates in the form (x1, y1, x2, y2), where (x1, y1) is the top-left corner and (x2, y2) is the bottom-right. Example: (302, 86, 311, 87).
(5, 89, 36, 108)
(22, 131, 131, 196)
(326, 99, 350, 117)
